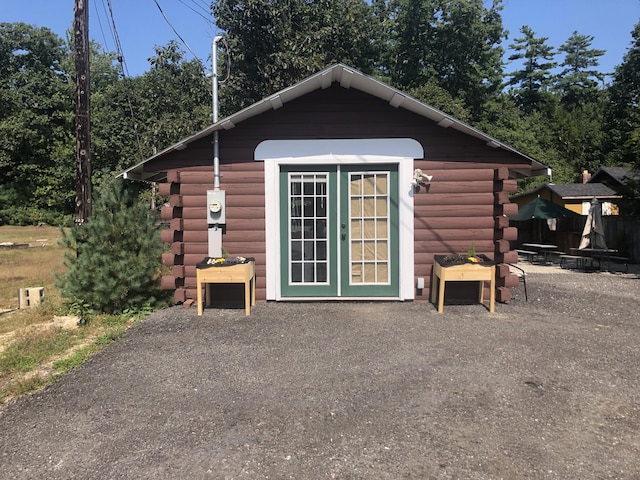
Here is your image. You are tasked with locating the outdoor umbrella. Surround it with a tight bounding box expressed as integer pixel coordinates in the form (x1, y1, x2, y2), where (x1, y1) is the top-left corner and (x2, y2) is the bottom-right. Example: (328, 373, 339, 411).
(510, 197, 580, 221)
(579, 197, 607, 250)
(510, 197, 581, 244)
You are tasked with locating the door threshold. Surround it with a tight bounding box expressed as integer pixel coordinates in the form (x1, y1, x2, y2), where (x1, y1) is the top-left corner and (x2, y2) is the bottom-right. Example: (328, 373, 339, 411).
(275, 297, 405, 301)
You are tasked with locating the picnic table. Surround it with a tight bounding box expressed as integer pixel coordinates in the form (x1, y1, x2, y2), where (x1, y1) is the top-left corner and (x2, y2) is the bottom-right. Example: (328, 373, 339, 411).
(568, 248, 628, 272)
(521, 243, 559, 263)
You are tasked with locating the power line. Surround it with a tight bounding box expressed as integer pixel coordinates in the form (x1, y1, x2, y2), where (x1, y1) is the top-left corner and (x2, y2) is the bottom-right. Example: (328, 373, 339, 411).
(177, 0, 214, 24)
(190, 0, 212, 16)
(100, 0, 144, 159)
(218, 36, 231, 85)
(105, 0, 130, 77)
(153, 0, 202, 63)
(92, 0, 112, 53)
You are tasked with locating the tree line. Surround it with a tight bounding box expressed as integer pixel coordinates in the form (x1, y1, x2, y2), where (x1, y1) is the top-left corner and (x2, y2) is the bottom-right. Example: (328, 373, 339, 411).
(2, 0, 640, 224)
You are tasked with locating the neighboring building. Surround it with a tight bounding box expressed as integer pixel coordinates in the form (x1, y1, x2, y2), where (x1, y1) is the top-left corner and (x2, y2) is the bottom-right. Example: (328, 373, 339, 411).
(587, 166, 633, 193)
(121, 64, 547, 305)
(510, 183, 622, 216)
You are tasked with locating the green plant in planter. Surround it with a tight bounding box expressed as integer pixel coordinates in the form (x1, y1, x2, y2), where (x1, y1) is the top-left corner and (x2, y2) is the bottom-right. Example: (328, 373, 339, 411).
(467, 242, 476, 260)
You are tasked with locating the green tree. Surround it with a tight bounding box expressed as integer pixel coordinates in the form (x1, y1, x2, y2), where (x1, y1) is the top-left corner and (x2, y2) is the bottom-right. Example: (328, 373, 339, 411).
(430, 0, 506, 119)
(603, 21, 640, 213)
(477, 94, 572, 189)
(383, 0, 437, 89)
(407, 80, 472, 123)
(91, 42, 211, 176)
(382, 0, 506, 120)
(507, 25, 557, 112)
(212, 0, 379, 114)
(0, 23, 73, 223)
(547, 98, 606, 177)
(556, 31, 606, 107)
(57, 178, 166, 314)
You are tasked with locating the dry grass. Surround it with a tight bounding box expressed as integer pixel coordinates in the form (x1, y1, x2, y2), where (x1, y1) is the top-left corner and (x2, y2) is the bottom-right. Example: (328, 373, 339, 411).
(0, 225, 65, 311)
(0, 225, 147, 408)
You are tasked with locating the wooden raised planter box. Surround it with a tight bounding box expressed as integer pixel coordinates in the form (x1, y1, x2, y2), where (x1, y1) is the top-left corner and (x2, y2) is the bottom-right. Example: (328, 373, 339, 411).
(196, 258, 256, 316)
(431, 254, 495, 313)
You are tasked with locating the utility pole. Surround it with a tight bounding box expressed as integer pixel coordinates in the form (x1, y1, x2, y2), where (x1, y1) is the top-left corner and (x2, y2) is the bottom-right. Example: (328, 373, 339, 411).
(74, 0, 91, 224)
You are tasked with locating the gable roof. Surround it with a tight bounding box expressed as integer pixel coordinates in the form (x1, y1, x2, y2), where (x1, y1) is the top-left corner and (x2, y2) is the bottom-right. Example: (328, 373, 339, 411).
(588, 166, 633, 188)
(547, 183, 621, 199)
(120, 63, 549, 182)
(511, 182, 621, 201)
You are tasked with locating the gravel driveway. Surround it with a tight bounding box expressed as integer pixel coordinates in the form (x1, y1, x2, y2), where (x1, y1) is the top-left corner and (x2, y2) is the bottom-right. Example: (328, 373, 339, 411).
(1, 265, 639, 479)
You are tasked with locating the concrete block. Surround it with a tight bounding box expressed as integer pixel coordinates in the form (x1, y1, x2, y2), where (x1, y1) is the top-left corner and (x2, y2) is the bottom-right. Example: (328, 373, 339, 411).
(18, 287, 44, 309)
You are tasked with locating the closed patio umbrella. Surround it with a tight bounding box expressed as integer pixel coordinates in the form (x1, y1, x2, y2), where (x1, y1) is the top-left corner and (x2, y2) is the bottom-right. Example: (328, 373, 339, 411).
(579, 197, 607, 250)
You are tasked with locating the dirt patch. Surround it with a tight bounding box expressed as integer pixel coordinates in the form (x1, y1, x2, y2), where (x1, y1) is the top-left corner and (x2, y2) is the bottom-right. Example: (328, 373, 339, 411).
(0, 316, 79, 353)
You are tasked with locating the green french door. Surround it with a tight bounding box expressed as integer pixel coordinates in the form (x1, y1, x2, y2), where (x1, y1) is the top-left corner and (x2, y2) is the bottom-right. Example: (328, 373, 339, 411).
(280, 165, 398, 297)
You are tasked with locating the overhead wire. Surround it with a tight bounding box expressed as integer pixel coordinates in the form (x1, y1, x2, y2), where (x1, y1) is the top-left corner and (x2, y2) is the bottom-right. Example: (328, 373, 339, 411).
(102, 0, 144, 160)
(218, 35, 231, 85)
(177, 0, 213, 23)
(153, 0, 202, 64)
(190, 0, 212, 15)
(105, 0, 130, 78)
(92, 0, 112, 54)
(91, 0, 227, 159)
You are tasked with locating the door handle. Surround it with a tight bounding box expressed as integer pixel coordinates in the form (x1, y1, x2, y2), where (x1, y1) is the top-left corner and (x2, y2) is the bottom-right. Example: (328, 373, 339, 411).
(341, 233, 346, 241)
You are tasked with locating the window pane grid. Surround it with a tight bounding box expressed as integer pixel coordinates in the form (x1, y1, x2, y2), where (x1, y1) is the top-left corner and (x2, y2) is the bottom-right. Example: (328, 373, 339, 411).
(349, 172, 390, 285)
(289, 173, 328, 285)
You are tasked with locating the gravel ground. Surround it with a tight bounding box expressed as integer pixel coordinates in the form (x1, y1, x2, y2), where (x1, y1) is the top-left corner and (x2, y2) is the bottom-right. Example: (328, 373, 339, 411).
(0, 264, 639, 479)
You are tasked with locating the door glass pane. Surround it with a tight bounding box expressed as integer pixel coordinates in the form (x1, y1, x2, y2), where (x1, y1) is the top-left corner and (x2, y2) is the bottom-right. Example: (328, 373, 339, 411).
(349, 172, 390, 285)
(350, 197, 362, 217)
(317, 241, 327, 260)
(363, 175, 375, 195)
(317, 263, 327, 282)
(351, 219, 362, 238)
(376, 175, 388, 194)
(351, 241, 363, 261)
(288, 173, 329, 285)
(316, 219, 327, 239)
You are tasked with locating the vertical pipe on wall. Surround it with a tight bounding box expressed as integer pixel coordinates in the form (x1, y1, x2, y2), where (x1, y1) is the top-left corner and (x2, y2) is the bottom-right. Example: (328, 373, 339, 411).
(209, 36, 224, 257)
(212, 36, 222, 191)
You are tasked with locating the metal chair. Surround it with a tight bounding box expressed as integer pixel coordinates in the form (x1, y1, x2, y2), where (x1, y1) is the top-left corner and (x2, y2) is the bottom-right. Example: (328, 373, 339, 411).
(509, 264, 527, 301)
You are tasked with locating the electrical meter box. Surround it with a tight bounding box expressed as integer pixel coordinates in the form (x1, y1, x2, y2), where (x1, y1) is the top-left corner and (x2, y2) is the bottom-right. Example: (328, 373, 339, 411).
(207, 190, 226, 224)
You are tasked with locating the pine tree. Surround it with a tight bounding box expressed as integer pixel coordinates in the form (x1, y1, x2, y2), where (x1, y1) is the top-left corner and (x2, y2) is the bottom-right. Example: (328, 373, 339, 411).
(57, 178, 166, 315)
(556, 31, 606, 108)
(507, 25, 557, 112)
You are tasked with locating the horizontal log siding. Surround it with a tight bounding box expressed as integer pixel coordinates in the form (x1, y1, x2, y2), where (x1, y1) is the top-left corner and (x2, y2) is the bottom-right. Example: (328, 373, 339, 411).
(162, 166, 267, 304)
(412, 164, 518, 301)
(151, 85, 528, 305)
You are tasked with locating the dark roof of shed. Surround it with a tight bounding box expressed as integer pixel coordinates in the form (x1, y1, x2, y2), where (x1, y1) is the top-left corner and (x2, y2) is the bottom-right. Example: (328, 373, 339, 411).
(120, 63, 549, 182)
(547, 183, 620, 198)
(511, 182, 621, 200)
(588, 166, 633, 186)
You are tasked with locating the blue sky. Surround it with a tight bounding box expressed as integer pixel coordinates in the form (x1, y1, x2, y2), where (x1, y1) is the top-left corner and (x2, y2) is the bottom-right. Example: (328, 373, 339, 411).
(2, 0, 639, 79)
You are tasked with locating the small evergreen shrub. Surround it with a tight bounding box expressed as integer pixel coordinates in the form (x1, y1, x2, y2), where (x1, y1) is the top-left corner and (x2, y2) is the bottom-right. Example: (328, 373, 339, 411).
(56, 178, 167, 315)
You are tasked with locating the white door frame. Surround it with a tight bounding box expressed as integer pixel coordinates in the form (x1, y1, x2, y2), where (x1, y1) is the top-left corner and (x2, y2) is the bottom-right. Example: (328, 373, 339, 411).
(255, 138, 424, 301)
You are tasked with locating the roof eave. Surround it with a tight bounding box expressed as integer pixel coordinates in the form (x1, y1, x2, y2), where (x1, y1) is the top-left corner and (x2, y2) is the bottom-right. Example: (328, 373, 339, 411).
(118, 63, 549, 182)
(560, 195, 623, 200)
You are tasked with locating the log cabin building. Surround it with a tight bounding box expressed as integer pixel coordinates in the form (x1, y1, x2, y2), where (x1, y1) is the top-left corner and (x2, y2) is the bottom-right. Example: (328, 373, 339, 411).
(121, 64, 548, 306)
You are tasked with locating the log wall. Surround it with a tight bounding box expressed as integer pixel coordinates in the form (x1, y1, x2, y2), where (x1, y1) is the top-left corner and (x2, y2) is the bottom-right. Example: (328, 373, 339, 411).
(152, 85, 526, 304)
